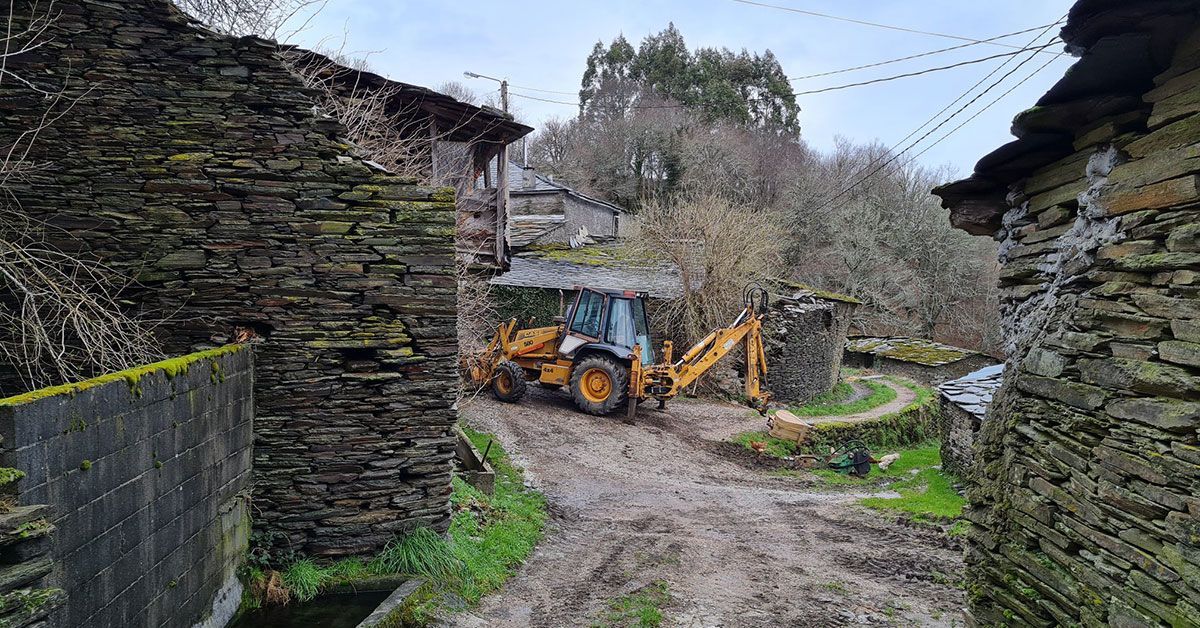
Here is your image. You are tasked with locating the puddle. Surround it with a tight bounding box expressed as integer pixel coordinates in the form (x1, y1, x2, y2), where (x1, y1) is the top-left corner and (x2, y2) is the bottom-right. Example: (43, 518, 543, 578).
(228, 590, 391, 628)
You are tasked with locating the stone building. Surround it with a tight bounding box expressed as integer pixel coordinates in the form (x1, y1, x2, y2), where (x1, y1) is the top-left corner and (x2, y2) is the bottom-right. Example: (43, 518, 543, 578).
(0, 0, 489, 559)
(933, 0, 1200, 624)
(286, 50, 533, 269)
(842, 336, 998, 385)
(500, 161, 629, 247)
(764, 283, 860, 404)
(936, 364, 1003, 478)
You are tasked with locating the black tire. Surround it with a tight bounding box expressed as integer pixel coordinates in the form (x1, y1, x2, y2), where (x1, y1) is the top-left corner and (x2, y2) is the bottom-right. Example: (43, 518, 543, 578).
(570, 354, 629, 416)
(491, 361, 527, 403)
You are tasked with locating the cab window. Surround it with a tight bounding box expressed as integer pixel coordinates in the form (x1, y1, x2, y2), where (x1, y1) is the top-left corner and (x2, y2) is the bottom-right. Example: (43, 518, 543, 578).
(569, 290, 604, 338)
(605, 298, 635, 349)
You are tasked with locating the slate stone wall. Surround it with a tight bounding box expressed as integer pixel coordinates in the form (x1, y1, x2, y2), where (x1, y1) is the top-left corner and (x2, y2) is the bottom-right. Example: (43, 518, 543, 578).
(0, 0, 459, 558)
(937, 400, 978, 479)
(0, 347, 252, 628)
(958, 18, 1200, 627)
(765, 300, 855, 404)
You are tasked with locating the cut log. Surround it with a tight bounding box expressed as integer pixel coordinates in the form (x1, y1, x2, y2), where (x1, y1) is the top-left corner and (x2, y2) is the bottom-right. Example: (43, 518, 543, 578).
(769, 410, 813, 444)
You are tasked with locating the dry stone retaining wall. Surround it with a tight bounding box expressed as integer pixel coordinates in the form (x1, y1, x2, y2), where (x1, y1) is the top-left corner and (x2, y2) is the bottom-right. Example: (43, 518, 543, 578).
(936, 8, 1200, 626)
(0, 0, 458, 558)
(0, 347, 253, 628)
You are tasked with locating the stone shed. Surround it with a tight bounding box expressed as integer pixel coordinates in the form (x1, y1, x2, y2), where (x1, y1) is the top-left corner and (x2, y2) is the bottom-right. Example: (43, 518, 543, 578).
(1, 0, 460, 558)
(933, 0, 1200, 624)
(842, 336, 998, 385)
(764, 282, 860, 404)
(936, 364, 1003, 478)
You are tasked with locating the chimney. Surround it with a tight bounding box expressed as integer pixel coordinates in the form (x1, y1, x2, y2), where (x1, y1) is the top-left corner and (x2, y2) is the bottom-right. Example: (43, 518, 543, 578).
(523, 165, 536, 189)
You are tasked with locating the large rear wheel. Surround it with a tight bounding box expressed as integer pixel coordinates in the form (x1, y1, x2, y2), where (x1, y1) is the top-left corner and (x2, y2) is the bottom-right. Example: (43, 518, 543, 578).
(491, 361, 528, 403)
(570, 355, 629, 416)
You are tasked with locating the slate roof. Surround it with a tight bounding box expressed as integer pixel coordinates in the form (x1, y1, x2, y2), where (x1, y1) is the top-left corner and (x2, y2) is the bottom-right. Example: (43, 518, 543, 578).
(490, 244, 684, 298)
(932, 0, 1199, 234)
(845, 336, 977, 367)
(938, 364, 1005, 418)
(491, 161, 626, 214)
(283, 48, 533, 147)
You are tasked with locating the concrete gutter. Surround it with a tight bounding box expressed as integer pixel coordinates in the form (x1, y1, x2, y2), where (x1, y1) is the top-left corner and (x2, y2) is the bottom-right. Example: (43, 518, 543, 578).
(354, 580, 424, 628)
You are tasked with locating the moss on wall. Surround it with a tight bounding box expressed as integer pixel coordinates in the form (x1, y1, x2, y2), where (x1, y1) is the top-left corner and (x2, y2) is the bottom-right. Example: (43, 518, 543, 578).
(492, 286, 571, 329)
(0, 345, 244, 408)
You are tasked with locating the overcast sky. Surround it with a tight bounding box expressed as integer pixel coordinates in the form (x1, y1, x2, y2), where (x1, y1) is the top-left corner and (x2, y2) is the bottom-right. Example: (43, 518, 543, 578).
(292, 0, 1076, 178)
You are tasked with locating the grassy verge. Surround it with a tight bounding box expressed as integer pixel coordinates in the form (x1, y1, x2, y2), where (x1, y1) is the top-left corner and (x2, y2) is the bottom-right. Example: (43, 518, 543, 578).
(809, 441, 966, 523)
(240, 428, 546, 624)
(731, 431, 797, 458)
(787, 380, 895, 417)
(592, 580, 671, 628)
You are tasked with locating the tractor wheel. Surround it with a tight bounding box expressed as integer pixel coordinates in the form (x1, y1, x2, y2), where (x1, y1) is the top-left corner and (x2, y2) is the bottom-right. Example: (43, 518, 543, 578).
(491, 361, 527, 403)
(570, 355, 629, 416)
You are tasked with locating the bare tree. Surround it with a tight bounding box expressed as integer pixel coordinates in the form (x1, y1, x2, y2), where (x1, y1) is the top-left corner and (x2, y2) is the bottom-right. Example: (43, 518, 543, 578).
(171, 0, 326, 39)
(1, 5, 164, 393)
(635, 192, 786, 346)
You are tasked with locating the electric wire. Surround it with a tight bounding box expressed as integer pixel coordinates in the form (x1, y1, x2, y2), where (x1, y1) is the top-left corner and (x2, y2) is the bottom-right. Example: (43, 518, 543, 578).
(788, 22, 1064, 81)
(811, 17, 1068, 211)
(731, 0, 1061, 53)
(792, 43, 1059, 96)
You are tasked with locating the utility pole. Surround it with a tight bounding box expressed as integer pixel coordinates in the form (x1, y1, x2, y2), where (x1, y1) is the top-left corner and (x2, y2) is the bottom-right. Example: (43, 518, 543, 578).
(464, 71, 509, 113)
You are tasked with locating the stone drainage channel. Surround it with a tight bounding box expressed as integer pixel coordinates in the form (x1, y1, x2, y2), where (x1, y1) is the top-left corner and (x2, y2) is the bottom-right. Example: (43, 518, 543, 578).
(228, 581, 421, 628)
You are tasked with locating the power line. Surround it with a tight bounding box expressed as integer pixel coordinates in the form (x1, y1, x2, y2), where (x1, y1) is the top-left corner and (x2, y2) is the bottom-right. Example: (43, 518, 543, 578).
(905, 54, 1061, 165)
(788, 22, 1064, 81)
(812, 18, 1067, 211)
(509, 83, 578, 96)
(793, 43, 1059, 96)
(731, 0, 1062, 54)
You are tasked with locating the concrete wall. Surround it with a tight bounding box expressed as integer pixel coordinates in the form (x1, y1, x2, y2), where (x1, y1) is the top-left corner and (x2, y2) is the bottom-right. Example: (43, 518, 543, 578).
(765, 300, 855, 404)
(0, 346, 253, 628)
(0, 0, 459, 558)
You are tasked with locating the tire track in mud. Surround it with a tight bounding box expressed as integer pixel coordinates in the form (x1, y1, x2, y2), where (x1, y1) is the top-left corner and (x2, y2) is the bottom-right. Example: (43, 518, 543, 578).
(453, 388, 963, 627)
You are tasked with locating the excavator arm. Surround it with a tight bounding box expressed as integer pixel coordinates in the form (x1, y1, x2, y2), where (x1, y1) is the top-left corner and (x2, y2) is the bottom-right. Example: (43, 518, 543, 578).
(639, 285, 772, 414)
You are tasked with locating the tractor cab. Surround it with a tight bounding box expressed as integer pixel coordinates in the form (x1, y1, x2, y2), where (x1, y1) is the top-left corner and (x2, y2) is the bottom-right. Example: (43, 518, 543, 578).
(560, 287, 654, 365)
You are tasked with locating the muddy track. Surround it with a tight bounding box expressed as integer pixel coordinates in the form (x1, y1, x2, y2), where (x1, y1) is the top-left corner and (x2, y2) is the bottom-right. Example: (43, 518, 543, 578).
(453, 388, 963, 627)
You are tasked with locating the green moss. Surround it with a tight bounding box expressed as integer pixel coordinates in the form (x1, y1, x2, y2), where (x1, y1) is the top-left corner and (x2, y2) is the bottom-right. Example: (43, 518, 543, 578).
(845, 337, 972, 366)
(79, 460, 92, 471)
(521, 243, 648, 268)
(14, 518, 50, 539)
(0, 345, 244, 407)
(0, 468, 26, 486)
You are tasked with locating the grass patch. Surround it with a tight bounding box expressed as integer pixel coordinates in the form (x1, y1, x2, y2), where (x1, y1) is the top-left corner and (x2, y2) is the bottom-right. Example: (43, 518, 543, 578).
(732, 431, 797, 458)
(243, 427, 547, 621)
(593, 580, 671, 627)
(857, 443, 965, 521)
(787, 380, 896, 417)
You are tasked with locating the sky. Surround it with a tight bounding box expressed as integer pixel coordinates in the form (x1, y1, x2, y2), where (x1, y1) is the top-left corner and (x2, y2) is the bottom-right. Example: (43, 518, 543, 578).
(292, 0, 1077, 178)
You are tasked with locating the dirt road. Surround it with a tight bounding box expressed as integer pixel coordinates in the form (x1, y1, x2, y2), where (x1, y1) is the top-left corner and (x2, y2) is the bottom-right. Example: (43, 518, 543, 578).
(455, 388, 964, 627)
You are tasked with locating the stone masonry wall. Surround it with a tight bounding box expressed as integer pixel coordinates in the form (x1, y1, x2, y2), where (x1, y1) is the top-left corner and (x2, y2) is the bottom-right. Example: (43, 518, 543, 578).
(765, 300, 855, 404)
(0, 346, 253, 628)
(959, 17, 1200, 627)
(937, 400, 978, 479)
(0, 0, 459, 558)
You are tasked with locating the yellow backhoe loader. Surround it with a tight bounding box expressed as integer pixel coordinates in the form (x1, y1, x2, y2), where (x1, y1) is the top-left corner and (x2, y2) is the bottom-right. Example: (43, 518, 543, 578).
(464, 284, 771, 420)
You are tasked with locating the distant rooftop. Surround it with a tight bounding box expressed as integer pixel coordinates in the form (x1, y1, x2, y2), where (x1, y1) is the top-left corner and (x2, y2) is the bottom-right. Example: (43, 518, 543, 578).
(491, 243, 684, 298)
(939, 364, 1005, 418)
(772, 279, 861, 305)
(845, 336, 977, 367)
